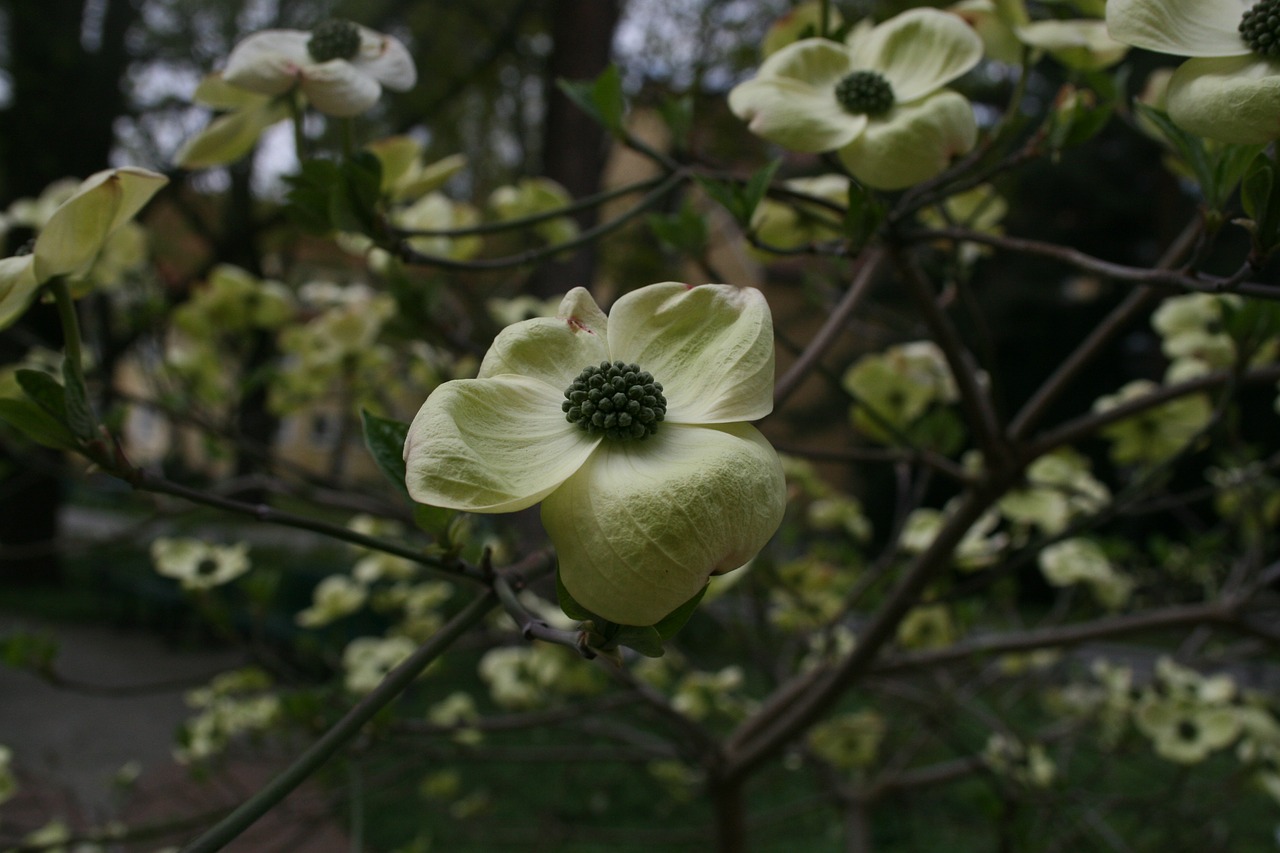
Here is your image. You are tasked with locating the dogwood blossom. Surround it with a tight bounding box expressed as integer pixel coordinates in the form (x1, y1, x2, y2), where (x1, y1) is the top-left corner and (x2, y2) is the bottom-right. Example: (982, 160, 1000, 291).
(403, 282, 786, 626)
(1107, 0, 1280, 142)
(728, 8, 983, 189)
(223, 20, 416, 117)
(1, 168, 166, 328)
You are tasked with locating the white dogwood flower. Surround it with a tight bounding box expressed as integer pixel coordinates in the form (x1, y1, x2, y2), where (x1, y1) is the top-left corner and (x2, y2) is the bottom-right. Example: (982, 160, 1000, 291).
(404, 282, 786, 626)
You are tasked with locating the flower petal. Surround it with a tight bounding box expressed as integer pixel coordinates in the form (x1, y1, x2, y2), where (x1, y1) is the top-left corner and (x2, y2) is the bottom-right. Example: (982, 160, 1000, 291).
(729, 76, 866, 153)
(32, 172, 119, 280)
(607, 283, 775, 424)
(478, 287, 611, 389)
(403, 375, 600, 512)
(854, 8, 984, 103)
(1015, 20, 1130, 71)
(839, 90, 977, 190)
(175, 101, 290, 169)
(0, 256, 40, 330)
(223, 30, 313, 95)
(1106, 0, 1251, 58)
(103, 167, 168, 234)
(355, 25, 417, 90)
(729, 39, 866, 152)
(301, 61, 382, 117)
(1167, 55, 1280, 143)
(543, 423, 786, 626)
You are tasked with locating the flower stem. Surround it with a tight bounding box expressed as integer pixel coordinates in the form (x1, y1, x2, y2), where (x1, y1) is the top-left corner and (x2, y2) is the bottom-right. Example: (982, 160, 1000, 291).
(179, 589, 498, 853)
(50, 278, 85, 391)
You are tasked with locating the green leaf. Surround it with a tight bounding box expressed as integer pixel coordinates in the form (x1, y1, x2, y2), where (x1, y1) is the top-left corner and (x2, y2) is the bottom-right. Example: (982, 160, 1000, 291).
(557, 65, 625, 134)
(61, 360, 96, 441)
(0, 398, 80, 450)
(361, 409, 410, 497)
(695, 160, 780, 226)
(1241, 152, 1280, 260)
(741, 160, 782, 223)
(844, 182, 886, 250)
(555, 568, 596, 622)
(652, 584, 706, 640)
(657, 94, 693, 150)
(15, 369, 69, 423)
(647, 200, 708, 254)
(1134, 103, 1215, 201)
(330, 151, 383, 234)
(285, 159, 342, 234)
(611, 625, 666, 657)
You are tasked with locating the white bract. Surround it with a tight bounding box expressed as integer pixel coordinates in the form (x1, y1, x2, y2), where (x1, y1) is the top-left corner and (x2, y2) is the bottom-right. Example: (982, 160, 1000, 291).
(403, 282, 786, 627)
(1, 168, 167, 328)
(728, 8, 983, 189)
(223, 20, 417, 117)
(1108, 0, 1280, 142)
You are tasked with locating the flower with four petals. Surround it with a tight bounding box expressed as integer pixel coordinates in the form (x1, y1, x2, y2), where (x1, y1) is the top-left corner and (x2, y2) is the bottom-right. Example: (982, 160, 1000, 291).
(728, 8, 983, 189)
(403, 282, 787, 627)
(223, 20, 416, 117)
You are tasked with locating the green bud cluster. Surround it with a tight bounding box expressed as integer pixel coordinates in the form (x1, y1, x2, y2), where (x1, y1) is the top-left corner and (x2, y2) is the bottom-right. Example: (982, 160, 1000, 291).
(308, 19, 362, 63)
(1241, 0, 1280, 55)
(563, 360, 667, 441)
(835, 70, 895, 117)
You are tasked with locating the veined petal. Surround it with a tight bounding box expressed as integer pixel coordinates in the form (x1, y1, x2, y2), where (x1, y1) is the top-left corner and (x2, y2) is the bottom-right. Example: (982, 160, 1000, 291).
(478, 287, 611, 388)
(729, 76, 866, 152)
(224, 30, 312, 96)
(300, 61, 382, 117)
(32, 172, 120, 280)
(756, 37, 856, 89)
(192, 72, 270, 110)
(403, 375, 600, 512)
(355, 25, 417, 90)
(855, 8, 983, 103)
(1106, 0, 1250, 58)
(0, 256, 40, 330)
(104, 167, 168, 234)
(1167, 55, 1280, 143)
(607, 283, 775, 424)
(543, 423, 786, 626)
(839, 90, 977, 190)
(175, 101, 290, 169)
(1016, 20, 1130, 71)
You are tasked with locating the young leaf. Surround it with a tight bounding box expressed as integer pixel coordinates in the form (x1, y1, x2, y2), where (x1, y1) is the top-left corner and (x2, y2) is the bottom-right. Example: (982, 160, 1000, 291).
(558, 65, 625, 134)
(361, 409, 410, 497)
(0, 398, 80, 451)
(652, 584, 707, 640)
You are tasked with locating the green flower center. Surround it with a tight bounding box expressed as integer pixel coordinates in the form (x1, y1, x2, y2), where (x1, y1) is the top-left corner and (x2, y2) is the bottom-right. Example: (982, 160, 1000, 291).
(562, 360, 667, 441)
(1176, 719, 1200, 742)
(308, 20, 362, 63)
(195, 557, 220, 577)
(835, 70, 895, 117)
(1240, 0, 1280, 56)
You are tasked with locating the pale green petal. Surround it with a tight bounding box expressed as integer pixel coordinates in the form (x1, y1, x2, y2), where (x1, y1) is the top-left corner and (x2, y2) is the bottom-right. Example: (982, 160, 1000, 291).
(403, 375, 599, 512)
(0, 256, 40, 330)
(1016, 20, 1130, 71)
(1167, 55, 1280, 143)
(729, 76, 866, 152)
(607, 283, 774, 424)
(32, 168, 166, 281)
(543, 423, 786, 626)
(301, 61, 382, 117)
(104, 168, 167, 233)
(839, 90, 977, 190)
(755, 36, 856, 88)
(854, 8, 983, 103)
(175, 101, 289, 169)
(223, 30, 312, 96)
(191, 72, 270, 110)
(31, 172, 119, 280)
(478, 287, 611, 388)
(1106, 0, 1250, 58)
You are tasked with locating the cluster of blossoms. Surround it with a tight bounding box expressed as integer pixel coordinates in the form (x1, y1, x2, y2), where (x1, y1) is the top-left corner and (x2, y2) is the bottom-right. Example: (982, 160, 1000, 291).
(807, 710, 888, 770)
(176, 668, 281, 763)
(982, 733, 1057, 788)
(843, 340, 960, 443)
(478, 643, 602, 710)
